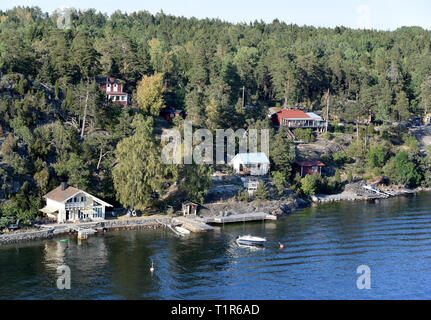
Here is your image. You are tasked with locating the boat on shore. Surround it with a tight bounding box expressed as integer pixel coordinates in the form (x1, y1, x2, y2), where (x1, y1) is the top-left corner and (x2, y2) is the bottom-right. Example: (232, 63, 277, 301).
(175, 226, 191, 235)
(236, 235, 266, 246)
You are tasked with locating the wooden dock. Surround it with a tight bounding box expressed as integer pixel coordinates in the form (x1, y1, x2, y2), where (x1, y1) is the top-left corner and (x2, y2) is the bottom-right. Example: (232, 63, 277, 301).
(173, 216, 215, 233)
(204, 212, 277, 224)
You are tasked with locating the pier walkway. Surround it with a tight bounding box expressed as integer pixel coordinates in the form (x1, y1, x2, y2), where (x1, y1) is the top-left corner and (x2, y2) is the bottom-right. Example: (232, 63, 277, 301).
(204, 212, 277, 224)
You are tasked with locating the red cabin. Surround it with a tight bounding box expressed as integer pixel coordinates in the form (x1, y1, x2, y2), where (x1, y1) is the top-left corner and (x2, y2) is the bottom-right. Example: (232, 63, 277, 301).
(293, 161, 325, 178)
(271, 108, 325, 129)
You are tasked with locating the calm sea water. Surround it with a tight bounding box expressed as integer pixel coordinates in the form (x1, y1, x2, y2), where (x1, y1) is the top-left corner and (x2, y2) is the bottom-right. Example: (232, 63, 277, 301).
(2, 193, 431, 299)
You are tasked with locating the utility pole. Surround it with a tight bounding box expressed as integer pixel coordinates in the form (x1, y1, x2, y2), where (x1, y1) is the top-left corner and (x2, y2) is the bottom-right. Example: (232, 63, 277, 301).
(325, 89, 330, 133)
(242, 86, 245, 108)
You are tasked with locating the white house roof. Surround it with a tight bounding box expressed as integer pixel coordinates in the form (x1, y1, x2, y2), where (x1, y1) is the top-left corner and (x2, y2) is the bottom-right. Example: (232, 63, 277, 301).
(230, 152, 270, 165)
(306, 112, 324, 121)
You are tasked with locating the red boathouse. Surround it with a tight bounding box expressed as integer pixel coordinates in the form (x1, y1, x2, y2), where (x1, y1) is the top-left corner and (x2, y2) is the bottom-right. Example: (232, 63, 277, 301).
(293, 161, 325, 178)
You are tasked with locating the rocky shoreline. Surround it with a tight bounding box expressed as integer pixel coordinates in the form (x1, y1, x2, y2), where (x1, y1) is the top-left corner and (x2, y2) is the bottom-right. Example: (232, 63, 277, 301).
(1, 186, 428, 245)
(311, 184, 430, 204)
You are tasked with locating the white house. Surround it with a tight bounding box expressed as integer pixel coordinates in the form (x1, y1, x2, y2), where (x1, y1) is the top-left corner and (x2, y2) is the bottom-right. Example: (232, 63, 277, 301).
(40, 183, 113, 223)
(229, 152, 270, 176)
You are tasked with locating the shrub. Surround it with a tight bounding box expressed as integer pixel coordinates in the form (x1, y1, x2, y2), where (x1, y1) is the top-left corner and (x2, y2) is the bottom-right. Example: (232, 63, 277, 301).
(366, 145, 388, 168)
(333, 152, 349, 166)
(333, 123, 344, 133)
(300, 174, 323, 196)
(345, 124, 356, 134)
(236, 190, 249, 202)
(347, 170, 353, 183)
(271, 171, 288, 196)
(384, 151, 421, 187)
(293, 128, 316, 143)
(254, 181, 268, 201)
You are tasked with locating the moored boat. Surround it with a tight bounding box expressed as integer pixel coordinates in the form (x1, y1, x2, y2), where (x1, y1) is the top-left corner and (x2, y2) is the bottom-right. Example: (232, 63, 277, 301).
(236, 235, 266, 246)
(175, 226, 191, 235)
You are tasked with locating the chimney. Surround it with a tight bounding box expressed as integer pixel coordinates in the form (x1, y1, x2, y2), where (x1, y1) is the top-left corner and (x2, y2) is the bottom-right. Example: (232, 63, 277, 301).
(61, 182, 67, 191)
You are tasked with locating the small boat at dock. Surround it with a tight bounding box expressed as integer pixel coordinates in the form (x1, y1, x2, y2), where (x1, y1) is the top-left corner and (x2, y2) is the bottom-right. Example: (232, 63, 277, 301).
(175, 226, 191, 235)
(236, 235, 266, 246)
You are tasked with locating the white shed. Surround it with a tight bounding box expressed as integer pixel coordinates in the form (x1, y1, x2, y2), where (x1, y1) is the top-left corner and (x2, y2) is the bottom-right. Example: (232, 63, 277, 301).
(229, 152, 270, 176)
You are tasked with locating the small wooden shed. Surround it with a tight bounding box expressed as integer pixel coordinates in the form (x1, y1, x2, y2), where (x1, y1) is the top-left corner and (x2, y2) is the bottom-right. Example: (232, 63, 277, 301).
(182, 201, 198, 215)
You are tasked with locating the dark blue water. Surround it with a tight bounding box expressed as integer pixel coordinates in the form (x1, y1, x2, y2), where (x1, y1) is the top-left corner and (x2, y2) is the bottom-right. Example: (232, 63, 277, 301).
(1, 193, 431, 299)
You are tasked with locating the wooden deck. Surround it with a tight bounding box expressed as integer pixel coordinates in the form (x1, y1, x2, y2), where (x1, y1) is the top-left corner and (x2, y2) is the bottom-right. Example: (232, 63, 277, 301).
(204, 212, 277, 224)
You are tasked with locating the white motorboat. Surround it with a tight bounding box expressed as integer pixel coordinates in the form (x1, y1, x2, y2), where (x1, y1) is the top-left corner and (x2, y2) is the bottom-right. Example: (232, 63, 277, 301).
(236, 235, 266, 246)
(175, 226, 191, 235)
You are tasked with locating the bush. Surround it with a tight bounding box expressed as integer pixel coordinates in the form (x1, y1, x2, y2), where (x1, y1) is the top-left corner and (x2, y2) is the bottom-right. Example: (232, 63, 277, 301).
(271, 171, 288, 196)
(366, 145, 388, 168)
(403, 135, 419, 153)
(347, 170, 353, 183)
(333, 123, 344, 133)
(300, 174, 323, 196)
(383, 151, 421, 187)
(236, 190, 249, 202)
(345, 124, 356, 134)
(254, 181, 268, 201)
(293, 128, 316, 143)
(333, 152, 349, 166)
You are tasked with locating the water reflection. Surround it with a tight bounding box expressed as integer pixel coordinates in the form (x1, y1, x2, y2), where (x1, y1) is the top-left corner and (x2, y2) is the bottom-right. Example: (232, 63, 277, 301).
(2, 194, 431, 299)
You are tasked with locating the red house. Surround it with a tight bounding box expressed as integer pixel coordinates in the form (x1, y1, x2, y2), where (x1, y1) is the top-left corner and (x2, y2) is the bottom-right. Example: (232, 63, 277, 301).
(293, 161, 325, 178)
(96, 77, 129, 105)
(272, 109, 325, 129)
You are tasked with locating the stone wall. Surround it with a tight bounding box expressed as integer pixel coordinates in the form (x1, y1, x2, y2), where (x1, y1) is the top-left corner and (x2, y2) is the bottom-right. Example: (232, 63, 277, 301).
(0, 217, 173, 245)
(0, 229, 56, 245)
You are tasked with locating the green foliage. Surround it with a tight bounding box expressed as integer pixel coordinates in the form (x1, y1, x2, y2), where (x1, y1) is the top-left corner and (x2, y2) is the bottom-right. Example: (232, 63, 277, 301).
(366, 145, 389, 168)
(181, 164, 213, 204)
(384, 151, 421, 187)
(333, 152, 350, 166)
(236, 190, 249, 202)
(293, 128, 316, 143)
(271, 171, 288, 196)
(270, 127, 295, 177)
(300, 174, 322, 197)
(136, 73, 166, 116)
(347, 170, 353, 183)
(254, 181, 268, 201)
(54, 153, 90, 189)
(403, 135, 420, 154)
(112, 115, 176, 211)
(1, 7, 431, 218)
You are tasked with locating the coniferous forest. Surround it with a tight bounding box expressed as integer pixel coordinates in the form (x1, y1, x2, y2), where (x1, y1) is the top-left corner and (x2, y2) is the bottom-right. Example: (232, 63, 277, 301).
(1, 6, 431, 228)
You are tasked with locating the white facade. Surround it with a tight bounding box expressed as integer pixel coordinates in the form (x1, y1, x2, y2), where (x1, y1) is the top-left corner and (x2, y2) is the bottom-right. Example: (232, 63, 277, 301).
(41, 189, 112, 223)
(230, 153, 270, 176)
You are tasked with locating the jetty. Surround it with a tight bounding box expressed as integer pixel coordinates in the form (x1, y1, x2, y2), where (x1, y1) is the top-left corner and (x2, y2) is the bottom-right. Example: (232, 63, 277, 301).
(204, 212, 277, 224)
(173, 216, 215, 233)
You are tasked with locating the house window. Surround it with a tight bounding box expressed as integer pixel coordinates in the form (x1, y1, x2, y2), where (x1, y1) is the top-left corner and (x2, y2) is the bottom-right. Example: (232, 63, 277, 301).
(312, 166, 318, 173)
(93, 207, 102, 218)
(93, 200, 101, 207)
